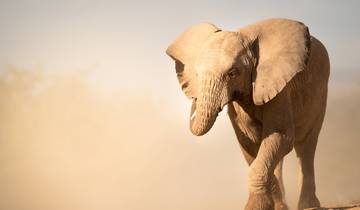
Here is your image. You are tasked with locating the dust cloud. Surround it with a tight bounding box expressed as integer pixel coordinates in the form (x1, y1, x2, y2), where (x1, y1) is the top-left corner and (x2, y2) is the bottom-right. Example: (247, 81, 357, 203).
(0, 67, 359, 210)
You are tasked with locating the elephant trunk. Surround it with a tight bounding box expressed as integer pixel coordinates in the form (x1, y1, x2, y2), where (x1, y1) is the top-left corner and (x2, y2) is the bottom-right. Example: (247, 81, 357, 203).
(190, 77, 223, 136)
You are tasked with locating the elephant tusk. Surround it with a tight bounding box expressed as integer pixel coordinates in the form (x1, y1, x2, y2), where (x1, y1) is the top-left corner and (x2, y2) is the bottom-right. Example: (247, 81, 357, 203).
(223, 104, 228, 114)
(191, 110, 196, 120)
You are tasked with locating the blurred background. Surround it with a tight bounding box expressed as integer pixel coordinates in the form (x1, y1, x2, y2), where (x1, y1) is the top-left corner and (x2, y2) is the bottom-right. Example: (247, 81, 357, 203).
(0, 0, 359, 210)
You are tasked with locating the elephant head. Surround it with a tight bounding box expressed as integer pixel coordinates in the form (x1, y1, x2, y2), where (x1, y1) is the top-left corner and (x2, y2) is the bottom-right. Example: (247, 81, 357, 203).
(166, 19, 311, 136)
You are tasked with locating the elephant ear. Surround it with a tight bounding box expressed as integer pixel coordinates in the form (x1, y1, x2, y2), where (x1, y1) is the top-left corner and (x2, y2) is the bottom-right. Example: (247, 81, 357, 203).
(240, 19, 311, 105)
(166, 23, 220, 99)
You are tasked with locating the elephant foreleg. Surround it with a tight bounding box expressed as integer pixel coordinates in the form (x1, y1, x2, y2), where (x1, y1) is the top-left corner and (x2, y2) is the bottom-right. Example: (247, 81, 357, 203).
(274, 159, 285, 196)
(231, 125, 288, 209)
(245, 133, 293, 210)
(272, 159, 288, 210)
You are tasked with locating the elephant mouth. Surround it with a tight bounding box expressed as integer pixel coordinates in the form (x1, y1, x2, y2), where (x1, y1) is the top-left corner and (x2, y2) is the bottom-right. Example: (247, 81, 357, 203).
(190, 99, 225, 120)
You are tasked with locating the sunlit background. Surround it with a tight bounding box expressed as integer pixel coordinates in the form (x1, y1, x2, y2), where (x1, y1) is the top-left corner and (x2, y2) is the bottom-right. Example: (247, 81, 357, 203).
(0, 1, 359, 210)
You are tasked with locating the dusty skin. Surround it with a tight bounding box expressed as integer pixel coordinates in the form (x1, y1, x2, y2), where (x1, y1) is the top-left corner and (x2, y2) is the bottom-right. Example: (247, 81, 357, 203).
(166, 18, 330, 210)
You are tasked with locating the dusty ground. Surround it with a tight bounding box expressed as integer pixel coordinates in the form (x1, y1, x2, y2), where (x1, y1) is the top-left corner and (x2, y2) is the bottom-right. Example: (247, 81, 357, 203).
(305, 204, 360, 210)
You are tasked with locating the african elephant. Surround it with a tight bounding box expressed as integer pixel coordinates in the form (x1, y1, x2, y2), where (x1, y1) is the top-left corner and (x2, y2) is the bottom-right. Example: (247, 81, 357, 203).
(165, 18, 330, 210)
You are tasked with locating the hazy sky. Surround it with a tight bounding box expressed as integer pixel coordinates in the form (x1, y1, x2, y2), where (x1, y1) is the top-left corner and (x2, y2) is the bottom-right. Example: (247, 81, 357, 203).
(0, 0, 359, 94)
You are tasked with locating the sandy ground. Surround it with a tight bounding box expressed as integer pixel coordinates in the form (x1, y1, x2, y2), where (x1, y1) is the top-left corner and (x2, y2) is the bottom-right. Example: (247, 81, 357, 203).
(306, 204, 360, 210)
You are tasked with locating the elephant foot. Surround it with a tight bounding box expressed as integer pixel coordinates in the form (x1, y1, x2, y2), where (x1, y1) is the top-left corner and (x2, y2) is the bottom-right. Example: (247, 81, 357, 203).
(274, 201, 288, 210)
(270, 175, 287, 210)
(245, 192, 274, 210)
(298, 194, 320, 210)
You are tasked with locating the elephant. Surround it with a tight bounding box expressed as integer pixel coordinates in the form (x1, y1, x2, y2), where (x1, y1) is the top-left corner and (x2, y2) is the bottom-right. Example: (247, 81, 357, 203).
(165, 18, 330, 210)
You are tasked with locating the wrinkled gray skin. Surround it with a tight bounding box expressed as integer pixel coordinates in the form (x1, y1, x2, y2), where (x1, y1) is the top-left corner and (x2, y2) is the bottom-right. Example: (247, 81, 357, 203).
(166, 18, 330, 210)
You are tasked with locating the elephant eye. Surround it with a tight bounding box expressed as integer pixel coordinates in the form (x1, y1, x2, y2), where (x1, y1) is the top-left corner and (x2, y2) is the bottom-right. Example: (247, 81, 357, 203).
(228, 68, 239, 78)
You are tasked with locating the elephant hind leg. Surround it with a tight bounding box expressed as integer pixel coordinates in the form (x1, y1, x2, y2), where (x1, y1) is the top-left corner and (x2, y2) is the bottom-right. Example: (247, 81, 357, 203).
(294, 132, 320, 210)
